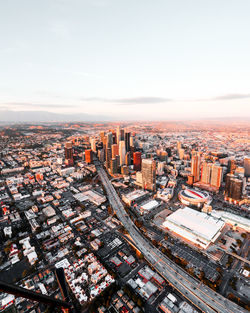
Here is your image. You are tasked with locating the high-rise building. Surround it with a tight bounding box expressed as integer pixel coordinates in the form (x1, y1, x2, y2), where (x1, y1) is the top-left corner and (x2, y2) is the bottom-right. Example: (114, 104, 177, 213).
(200, 162, 212, 184)
(90, 138, 96, 152)
(133, 152, 142, 171)
(191, 151, 201, 183)
(142, 159, 156, 191)
(225, 173, 243, 200)
(125, 152, 131, 166)
(231, 178, 243, 200)
(98, 149, 105, 163)
(228, 159, 236, 174)
(178, 148, 185, 160)
(106, 132, 113, 149)
(100, 131, 105, 145)
(119, 141, 126, 166)
(115, 155, 120, 171)
(120, 129, 125, 141)
(125, 131, 131, 152)
(210, 164, 222, 188)
(106, 147, 112, 169)
(130, 136, 134, 149)
(112, 132, 117, 144)
(225, 173, 234, 195)
(110, 158, 118, 174)
(85, 149, 93, 164)
(111, 144, 119, 159)
(65, 142, 74, 166)
(116, 126, 120, 145)
(243, 157, 250, 177)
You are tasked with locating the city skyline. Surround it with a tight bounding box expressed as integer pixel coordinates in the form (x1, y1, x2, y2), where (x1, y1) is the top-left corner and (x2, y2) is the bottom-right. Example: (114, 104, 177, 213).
(1, 0, 250, 120)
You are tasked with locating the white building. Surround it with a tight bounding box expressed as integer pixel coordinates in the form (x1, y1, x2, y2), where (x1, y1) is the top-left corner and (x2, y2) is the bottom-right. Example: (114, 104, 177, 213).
(139, 200, 159, 215)
(162, 207, 225, 249)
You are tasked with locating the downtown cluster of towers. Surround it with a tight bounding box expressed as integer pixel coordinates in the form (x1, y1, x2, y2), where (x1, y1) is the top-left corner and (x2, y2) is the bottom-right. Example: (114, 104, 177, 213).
(64, 132, 250, 201)
(188, 151, 249, 202)
(65, 126, 157, 192)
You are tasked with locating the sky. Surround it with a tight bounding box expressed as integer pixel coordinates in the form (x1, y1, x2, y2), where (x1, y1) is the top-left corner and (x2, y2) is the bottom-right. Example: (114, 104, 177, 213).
(0, 0, 250, 120)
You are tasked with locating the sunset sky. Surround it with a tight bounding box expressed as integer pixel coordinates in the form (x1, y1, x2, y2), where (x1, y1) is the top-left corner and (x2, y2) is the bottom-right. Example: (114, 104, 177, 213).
(0, 0, 250, 120)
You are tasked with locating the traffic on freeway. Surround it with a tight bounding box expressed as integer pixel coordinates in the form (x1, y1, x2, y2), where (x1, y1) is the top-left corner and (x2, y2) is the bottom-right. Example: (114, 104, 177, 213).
(96, 164, 247, 313)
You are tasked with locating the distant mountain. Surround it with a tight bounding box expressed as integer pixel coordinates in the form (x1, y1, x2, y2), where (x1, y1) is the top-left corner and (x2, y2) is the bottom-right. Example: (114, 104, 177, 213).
(0, 110, 110, 122)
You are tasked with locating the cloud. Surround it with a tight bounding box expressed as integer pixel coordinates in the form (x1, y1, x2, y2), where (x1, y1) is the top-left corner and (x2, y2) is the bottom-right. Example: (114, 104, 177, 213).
(48, 21, 70, 38)
(81, 97, 172, 105)
(0, 102, 76, 109)
(212, 93, 250, 101)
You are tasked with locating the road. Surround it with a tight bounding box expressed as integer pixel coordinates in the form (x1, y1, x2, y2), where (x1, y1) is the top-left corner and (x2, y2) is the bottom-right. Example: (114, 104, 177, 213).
(96, 164, 247, 313)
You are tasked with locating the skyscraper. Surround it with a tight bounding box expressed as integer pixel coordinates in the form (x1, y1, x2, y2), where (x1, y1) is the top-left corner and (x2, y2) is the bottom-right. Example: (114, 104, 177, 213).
(133, 151, 142, 171)
(210, 164, 222, 188)
(125, 131, 131, 152)
(106, 132, 113, 149)
(228, 159, 236, 174)
(106, 147, 112, 169)
(116, 126, 120, 145)
(191, 151, 201, 183)
(200, 162, 212, 184)
(225, 174, 243, 200)
(125, 152, 131, 166)
(119, 141, 126, 166)
(178, 148, 185, 160)
(100, 131, 105, 145)
(142, 159, 156, 191)
(90, 138, 96, 152)
(243, 157, 250, 177)
(85, 149, 93, 164)
(65, 142, 74, 166)
(111, 144, 119, 159)
(115, 155, 120, 170)
(120, 129, 125, 141)
(130, 136, 134, 149)
(110, 158, 118, 174)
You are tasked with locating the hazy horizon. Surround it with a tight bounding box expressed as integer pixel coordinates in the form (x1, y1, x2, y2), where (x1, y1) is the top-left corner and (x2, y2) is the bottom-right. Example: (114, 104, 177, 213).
(1, 0, 250, 119)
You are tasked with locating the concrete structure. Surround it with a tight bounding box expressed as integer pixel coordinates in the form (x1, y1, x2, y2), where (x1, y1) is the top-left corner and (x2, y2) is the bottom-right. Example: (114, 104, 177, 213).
(111, 144, 119, 159)
(191, 151, 201, 183)
(122, 189, 148, 206)
(243, 157, 250, 177)
(163, 207, 225, 249)
(178, 188, 211, 208)
(210, 164, 222, 188)
(85, 149, 93, 164)
(142, 159, 156, 191)
(125, 131, 131, 152)
(65, 142, 73, 166)
(225, 174, 243, 200)
(133, 151, 142, 171)
(119, 141, 126, 166)
(211, 211, 250, 232)
(139, 199, 159, 215)
(200, 162, 212, 184)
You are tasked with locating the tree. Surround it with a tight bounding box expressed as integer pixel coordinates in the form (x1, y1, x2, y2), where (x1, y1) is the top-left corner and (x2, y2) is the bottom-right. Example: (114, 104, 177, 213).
(22, 269, 28, 278)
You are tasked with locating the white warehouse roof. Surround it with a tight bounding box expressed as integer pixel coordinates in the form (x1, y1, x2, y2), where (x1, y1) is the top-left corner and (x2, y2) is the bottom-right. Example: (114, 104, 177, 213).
(140, 200, 159, 211)
(162, 207, 225, 249)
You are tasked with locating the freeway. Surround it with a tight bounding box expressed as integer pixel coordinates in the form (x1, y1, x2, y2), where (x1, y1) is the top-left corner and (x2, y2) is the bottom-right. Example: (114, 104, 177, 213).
(96, 164, 247, 313)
